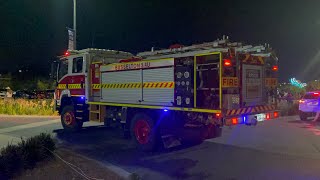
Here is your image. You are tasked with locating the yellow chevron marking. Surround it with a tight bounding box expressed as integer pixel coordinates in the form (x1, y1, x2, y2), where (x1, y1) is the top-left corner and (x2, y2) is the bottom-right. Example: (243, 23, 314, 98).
(58, 84, 82, 89)
(98, 82, 175, 89)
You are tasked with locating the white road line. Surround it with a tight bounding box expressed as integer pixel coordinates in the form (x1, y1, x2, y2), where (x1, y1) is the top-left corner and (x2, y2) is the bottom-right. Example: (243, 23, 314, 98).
(74, 152, 133, 179)
(0, 134, 22, 148)
(0, 119, 60, 134)
(0, 115, 59, 118)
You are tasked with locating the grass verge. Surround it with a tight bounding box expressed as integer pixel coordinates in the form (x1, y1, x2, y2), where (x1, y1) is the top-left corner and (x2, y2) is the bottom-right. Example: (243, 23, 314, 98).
(0, 99, 57, 116)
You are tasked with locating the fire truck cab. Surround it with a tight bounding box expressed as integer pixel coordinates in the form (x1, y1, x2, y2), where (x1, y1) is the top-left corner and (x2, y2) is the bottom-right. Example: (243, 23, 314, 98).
(55, 37, 279, 151)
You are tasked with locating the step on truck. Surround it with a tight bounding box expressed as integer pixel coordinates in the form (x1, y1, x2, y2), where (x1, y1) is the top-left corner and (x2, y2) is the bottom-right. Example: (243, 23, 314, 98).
(54, 36, 279, 151)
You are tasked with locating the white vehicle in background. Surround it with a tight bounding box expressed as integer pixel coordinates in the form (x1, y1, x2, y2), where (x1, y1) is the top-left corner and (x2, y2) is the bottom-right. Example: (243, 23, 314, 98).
(0, 89, 6, 99)
(299, 91, 320, 121)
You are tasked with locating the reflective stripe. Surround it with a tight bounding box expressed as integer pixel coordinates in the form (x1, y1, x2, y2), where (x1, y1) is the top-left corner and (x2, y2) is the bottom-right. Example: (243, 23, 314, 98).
(87, 101, 221, 113)
(226, 105, 278, 116)
(57, 84, 81, 89)
(91, 82, 174, 89)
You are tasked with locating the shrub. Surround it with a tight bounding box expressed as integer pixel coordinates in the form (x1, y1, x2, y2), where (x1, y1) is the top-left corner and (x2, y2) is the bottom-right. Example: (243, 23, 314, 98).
(0, 133, 56, 178)
(19, 133, 56, 169)
(0, 99, 57, 116)
(0, 144, 23, 178)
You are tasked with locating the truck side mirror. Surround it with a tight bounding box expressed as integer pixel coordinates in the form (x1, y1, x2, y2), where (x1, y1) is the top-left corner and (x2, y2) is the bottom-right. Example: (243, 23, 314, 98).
(50, 60, 58, 80)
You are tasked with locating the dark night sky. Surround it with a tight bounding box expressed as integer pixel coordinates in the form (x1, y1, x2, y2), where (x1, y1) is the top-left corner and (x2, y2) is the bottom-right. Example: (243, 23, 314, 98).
(1, 0, 320, 82)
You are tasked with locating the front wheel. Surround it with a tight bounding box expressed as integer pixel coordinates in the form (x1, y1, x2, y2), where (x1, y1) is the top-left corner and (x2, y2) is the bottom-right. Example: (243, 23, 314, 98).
(130, 113, 158, 151)
(299, 111, 308, 121)
(61, 105, 83, 131)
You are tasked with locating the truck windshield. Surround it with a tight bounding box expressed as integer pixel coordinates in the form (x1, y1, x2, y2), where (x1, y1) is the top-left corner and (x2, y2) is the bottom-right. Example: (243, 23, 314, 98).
(58, 59, 68, 80)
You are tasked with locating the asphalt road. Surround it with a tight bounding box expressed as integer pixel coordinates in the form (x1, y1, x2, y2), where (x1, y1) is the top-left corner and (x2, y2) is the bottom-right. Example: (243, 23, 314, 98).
(1, 115, 320, 180)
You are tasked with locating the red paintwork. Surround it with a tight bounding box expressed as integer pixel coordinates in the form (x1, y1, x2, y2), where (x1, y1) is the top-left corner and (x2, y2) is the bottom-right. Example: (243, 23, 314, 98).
(119, 57, 142, 63)
(56, 74, 85, 99)
(91, 63, 102, 93)
(169, 44, 184, 49)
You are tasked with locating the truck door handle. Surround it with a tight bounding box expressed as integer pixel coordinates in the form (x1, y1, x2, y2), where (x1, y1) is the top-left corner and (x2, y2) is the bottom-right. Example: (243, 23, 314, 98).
(81, 81, 84, 88)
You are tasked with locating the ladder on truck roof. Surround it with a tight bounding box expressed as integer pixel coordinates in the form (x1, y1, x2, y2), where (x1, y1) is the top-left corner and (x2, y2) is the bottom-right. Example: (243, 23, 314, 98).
(137, 36, 272, 59)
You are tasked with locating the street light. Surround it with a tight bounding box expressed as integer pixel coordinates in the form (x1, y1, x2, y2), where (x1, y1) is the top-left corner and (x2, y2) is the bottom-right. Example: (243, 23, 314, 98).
(73, 0, 77, 50)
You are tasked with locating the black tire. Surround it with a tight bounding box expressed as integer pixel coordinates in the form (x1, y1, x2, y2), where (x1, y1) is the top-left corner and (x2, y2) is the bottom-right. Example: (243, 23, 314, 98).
(205, 125, 222, 139)
(299, 111, 308, 121)
(130, 113, 158, 151)
(61, 105, 83, 131)
(180, 127, 205, 145)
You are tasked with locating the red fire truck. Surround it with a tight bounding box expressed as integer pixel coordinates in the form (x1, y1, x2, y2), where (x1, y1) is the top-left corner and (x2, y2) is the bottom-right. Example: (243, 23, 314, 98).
(54, 36, 279, 151)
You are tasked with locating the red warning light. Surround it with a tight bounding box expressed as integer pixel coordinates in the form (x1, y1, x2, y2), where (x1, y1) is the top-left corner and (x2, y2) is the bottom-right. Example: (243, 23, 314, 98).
(232, 118, 238, 125)
(266, 113, 271, 120)
(272, 65, 278, 71)
(223, 59, 232, 67)
(65, 51, 70, 56)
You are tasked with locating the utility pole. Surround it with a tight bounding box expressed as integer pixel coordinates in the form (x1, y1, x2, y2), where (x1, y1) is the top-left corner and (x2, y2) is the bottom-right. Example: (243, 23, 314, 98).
(73, 0, 77, 50)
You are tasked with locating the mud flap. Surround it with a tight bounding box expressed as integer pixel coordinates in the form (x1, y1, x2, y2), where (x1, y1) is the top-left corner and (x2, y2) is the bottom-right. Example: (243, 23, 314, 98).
(161, 135, 181, 149)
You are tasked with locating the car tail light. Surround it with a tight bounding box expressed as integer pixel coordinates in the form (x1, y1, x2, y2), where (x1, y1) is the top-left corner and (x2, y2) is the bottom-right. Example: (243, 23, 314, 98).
(273, 112, 279, 118)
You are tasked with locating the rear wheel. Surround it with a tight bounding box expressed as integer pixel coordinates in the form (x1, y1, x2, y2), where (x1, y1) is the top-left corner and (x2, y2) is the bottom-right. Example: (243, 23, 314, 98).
(299, 110, 308, 121)
(180, 127, 205, 145)
(61, 105, 83, 131)
(130, 113, 158, 151)
(205, 125, 222, 139)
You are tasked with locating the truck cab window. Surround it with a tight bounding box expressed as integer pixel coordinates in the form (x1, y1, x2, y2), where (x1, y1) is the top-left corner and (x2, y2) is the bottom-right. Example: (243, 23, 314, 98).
(58, 60, 68, 80)
(73, 57, 83, 73)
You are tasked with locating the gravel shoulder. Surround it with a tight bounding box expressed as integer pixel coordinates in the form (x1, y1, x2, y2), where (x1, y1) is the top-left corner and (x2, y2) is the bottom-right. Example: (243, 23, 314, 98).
(13, 148, 134, 180)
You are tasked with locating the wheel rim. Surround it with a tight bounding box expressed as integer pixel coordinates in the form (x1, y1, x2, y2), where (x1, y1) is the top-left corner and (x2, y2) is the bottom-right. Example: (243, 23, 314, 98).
(134, 119, 151, 144)
(64, 112, 74, 126)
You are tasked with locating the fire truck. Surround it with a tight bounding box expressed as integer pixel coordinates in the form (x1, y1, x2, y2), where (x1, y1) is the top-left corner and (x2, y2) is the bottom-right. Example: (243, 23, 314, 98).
(54, 36, 279, 151)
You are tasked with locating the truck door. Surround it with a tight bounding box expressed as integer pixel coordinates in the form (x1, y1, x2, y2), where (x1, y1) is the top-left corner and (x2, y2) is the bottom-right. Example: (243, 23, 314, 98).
(69, 56, 86, 96)
(194, 53, 222, 109)
(57, 55, 86, 97)
(242, 64, 263, 106)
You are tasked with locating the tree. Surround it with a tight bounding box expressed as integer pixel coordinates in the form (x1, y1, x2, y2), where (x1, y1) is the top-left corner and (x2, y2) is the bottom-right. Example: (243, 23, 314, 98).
(0, 74, 12, 89)
(306, 80, 320, 91)
(289, 85, 305, 99)
(37, 80, 49, 90)
(278, 84, 305, 99)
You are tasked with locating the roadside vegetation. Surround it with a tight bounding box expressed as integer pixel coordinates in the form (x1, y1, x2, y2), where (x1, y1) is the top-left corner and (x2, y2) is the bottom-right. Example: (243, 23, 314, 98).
(280, 101, 299, 116)
(276, 80, 320, 116)
(0, 133, 131, 180)
(0, 99, 57, 116)
(0, 133, 56, 179)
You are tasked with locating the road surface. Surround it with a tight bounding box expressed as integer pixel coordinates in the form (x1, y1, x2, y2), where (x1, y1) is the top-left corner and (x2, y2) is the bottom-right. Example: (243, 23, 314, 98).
(1, 115, 320, 179)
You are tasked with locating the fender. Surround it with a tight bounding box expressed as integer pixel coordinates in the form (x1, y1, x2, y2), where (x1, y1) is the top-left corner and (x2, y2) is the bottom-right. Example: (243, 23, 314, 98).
(57, 89, 71, 106)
